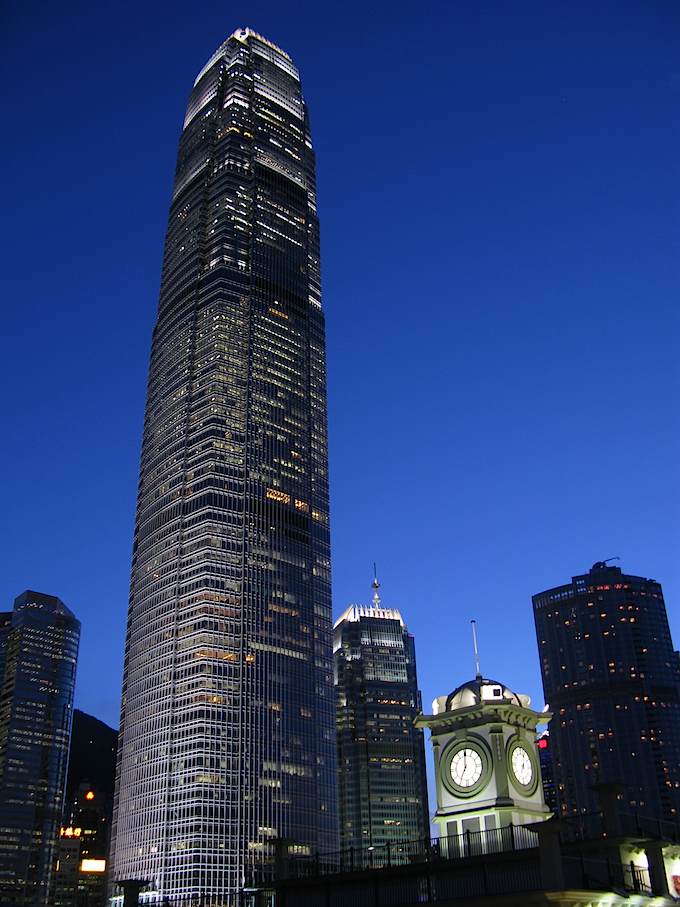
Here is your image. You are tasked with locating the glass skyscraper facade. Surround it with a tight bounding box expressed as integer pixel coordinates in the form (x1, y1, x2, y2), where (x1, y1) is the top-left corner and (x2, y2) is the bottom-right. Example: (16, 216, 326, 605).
(0, 590, 80, 907)
(334, 586, 429, 857)
(110, 28, 336, 904)
(533, 562, 680, 824)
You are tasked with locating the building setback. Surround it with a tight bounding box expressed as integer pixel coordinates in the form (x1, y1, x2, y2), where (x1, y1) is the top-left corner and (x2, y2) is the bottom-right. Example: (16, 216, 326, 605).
(110, 28, 336, 903)
(334, 582, 429, 855)
(533, 561, 680, 823)
(0, 591, 80, 907)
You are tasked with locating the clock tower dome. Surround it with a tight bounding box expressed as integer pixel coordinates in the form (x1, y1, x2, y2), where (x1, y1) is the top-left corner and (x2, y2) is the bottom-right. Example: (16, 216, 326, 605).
(416, 676, 551, 841)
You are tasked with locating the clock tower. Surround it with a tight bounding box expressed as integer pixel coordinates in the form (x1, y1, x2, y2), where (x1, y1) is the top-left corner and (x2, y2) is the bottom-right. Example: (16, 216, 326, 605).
(416, 676, 551, 841)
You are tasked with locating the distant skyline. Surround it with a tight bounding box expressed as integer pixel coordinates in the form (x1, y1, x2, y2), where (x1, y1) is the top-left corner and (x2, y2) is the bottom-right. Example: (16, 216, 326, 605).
(1, 0, 678, 739)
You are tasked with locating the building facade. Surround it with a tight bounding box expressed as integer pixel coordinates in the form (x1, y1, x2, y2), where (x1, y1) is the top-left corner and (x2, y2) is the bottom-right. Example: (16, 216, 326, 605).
(110, 28, 336, 903)
(536, 732, 558, 815)
(53, 784, 109, 907)
(533, 561, 680, 822)
(54, 710, 117, 906)
(0, 591, 80, 907)
(334, 584, 429, 855)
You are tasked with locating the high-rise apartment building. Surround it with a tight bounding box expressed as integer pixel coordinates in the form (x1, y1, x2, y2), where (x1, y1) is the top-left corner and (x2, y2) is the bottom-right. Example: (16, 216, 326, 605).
(334, 581, 429, 856)
(533, 562, 680, 823)
(0, 591, 80, 907)
(110, 28, 336, 903)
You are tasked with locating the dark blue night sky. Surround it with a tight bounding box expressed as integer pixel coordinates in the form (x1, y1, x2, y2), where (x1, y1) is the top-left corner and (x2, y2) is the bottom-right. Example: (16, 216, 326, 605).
(2, 1, 678, 731)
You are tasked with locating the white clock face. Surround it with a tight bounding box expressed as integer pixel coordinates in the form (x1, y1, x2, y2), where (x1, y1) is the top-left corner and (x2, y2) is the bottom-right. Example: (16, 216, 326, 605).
(450, 748, 483, 788)
(511, 745, 533, 786)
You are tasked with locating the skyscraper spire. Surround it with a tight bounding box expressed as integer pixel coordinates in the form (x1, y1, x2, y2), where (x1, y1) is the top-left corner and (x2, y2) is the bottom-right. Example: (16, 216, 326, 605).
(372, 563, 381, 607)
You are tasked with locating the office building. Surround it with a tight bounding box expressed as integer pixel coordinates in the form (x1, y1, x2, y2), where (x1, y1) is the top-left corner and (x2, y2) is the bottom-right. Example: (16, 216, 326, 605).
(536, 732, 558, 815)
(334, 580, 429, 855)
(110, 28, 336, 904)
(53, 710, 117, 906)
(533, 561, 680, 822)
(53, 784, 109, 907)
(0, 591, 80, 907)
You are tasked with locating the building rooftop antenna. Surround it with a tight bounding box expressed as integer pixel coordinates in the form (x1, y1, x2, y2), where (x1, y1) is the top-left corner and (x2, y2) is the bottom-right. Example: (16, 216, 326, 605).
(372, 563, 381, 607)
(591, 556, 621, 571)
(471, 620, 482, 680)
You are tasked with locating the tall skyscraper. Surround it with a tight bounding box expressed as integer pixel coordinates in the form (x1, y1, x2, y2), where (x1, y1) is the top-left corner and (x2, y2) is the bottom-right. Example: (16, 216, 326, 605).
(110, 28, 336, 903)
(334, 580, 429, 857)
(533, 562, 680, 823)
(0, 591, 80, 907)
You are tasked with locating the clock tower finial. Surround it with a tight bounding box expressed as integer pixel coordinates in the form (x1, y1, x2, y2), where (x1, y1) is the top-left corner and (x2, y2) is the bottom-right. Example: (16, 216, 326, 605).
(471, 619, 482, 680)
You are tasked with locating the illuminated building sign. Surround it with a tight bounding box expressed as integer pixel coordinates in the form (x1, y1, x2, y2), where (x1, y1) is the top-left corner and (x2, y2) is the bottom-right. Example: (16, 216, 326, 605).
(80, 859, 106, 873)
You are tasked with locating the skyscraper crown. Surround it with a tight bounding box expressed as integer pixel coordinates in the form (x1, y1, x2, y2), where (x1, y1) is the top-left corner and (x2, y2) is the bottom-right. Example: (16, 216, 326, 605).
(194, 28, 297, 87)
(333, 603, 405, 628)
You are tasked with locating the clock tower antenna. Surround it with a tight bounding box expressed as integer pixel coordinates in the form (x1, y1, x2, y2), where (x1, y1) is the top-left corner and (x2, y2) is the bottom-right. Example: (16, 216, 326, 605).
(471, 620, 482, 680)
